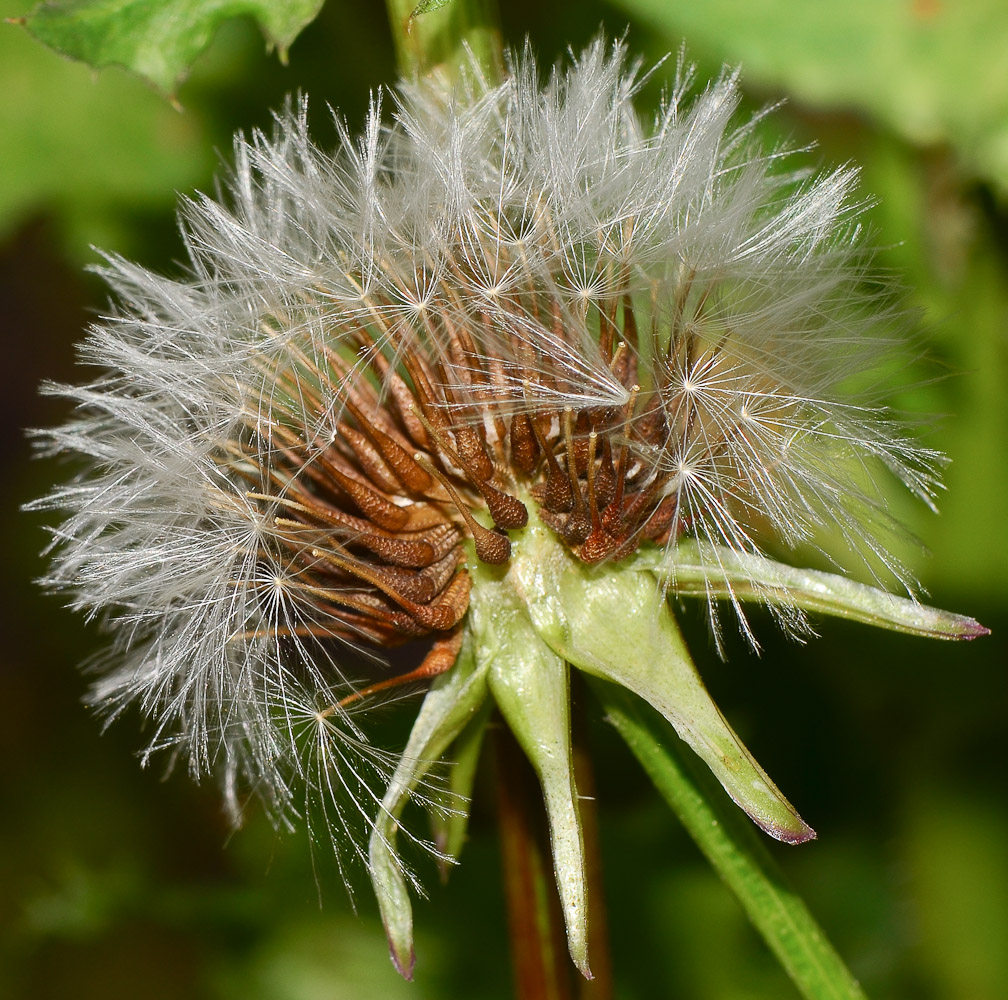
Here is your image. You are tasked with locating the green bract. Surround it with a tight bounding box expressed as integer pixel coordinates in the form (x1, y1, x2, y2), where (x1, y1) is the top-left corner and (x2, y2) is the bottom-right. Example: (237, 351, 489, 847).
(368, 500, 983, 974)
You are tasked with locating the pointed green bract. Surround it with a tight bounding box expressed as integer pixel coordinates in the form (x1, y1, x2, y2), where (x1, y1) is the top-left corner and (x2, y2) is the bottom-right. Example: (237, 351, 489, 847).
(508, 514, 814, 845)
(637, 541, 989, 640)
(429, 698, 492, 876)
(470, 557, 592, 978)
(367, 633, 489, 979)
(367, 502, 985, 980)
(483, 617, 591, 978)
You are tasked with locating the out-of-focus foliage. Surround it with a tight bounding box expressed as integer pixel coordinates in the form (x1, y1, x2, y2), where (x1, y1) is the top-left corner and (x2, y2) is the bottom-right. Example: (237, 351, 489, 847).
(1, 3, 210, 253)
(0, 0, 385, 255)
(613, 0, 1008, 194)
(19, 0, 325, 93)
(2, 1, 1004, 998)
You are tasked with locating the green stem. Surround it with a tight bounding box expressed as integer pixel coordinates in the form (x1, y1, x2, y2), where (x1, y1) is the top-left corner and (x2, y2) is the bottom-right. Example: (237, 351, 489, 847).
(384, 0, 503, 81)
(589, 678, 870, 1000)
(494, 721, 574, 1000)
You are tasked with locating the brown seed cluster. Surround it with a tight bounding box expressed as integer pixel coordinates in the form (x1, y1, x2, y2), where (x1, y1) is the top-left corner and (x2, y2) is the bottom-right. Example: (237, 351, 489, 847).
(221, 294, 687, 655)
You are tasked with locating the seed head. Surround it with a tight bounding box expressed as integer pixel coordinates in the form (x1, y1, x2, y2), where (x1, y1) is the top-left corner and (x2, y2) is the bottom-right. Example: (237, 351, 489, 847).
(32, 37, 979, 975)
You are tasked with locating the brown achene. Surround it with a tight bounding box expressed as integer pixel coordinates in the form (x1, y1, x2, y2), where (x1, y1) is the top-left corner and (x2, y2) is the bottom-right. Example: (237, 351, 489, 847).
(222, 293, 685, 671)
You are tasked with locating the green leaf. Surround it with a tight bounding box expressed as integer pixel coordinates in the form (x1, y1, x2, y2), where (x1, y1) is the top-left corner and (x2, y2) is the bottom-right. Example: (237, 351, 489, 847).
(634, 541, 989, 640)
(612, 0, 1008, 191)
(21, 0, 325, 93)
(591, 679, 870, 1000)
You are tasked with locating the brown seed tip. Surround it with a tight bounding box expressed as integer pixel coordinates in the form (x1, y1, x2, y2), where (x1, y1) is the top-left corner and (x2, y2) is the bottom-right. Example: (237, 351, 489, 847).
(483, 486, 529, 529)
(473, 526, 511, 564)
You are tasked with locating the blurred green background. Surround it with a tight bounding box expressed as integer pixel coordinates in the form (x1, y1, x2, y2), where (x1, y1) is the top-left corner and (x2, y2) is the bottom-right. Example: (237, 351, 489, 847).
(2, 1, 1005, 997)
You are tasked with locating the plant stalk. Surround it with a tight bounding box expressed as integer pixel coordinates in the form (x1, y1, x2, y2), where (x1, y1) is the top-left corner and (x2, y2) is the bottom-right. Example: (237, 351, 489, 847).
(590, 678, 870, 1000)
(385, 0, 503, 81)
